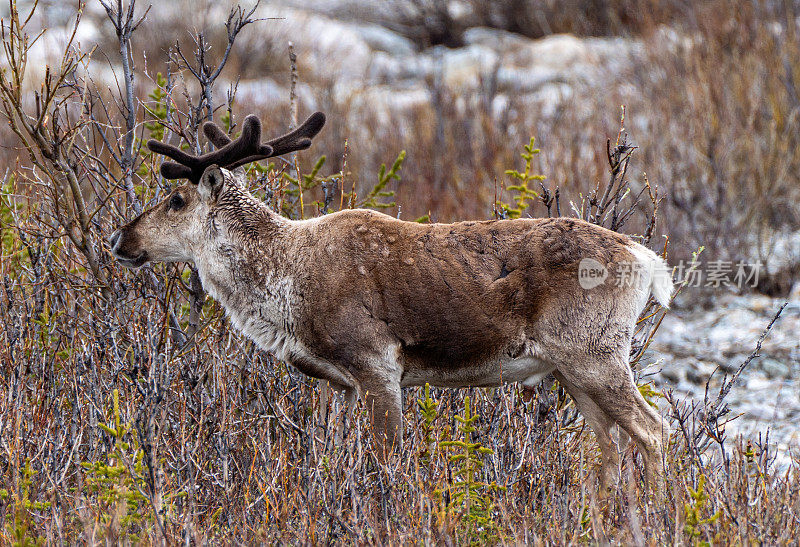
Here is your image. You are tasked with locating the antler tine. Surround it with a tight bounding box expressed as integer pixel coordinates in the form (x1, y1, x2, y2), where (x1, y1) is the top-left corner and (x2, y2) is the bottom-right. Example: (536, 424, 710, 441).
(263, 111, 326, 158)
(160, 162, 193, 180)
(147, 115, 273, 183)
(202, 120, 233, 148)
(204, 112, 326, 171)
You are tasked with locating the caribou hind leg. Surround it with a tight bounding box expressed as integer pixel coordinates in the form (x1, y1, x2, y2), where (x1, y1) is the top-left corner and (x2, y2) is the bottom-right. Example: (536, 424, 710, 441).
(555, 353, 667, 499)
(553, 370, 626, 494)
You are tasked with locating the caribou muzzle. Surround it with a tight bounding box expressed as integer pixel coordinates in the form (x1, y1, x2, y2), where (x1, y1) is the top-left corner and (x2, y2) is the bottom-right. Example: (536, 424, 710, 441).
(109, 228, 149, 268)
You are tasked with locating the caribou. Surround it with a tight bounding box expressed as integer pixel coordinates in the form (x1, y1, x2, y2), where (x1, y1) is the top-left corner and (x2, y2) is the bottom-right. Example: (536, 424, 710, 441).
(110, 113, 672, 493)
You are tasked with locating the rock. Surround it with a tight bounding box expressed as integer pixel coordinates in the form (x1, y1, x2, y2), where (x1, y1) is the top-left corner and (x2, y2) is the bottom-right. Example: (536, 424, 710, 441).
(367, 51, 434, 83)
(719, 356, 744, 374)
(685, 361, 716, 386)
(351, 23, 416, 56)
(517, 34, 588, 68)
(462, 26, 532, 51)
(763, 230, 800, 276)
(237, 80, 319, 112)
(338, 83, 431, 127)
(660, 366, 683, 384)
(274, 0, 403, 25)
(758, 357, 791, 379)
(431, 43, 499, 89)
(741, 401, 778, 422)
(275, 0, 476, 32)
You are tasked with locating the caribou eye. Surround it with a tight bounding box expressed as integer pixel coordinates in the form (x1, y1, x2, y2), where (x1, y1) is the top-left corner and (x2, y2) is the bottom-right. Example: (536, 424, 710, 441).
(169, 193, 185, 211)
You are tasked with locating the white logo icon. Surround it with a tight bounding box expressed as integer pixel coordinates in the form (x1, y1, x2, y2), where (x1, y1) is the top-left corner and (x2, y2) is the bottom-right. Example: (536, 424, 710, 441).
(578, 258, 608, 289)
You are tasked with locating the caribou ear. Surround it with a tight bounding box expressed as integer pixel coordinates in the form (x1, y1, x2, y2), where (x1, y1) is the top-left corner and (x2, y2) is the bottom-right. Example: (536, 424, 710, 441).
(198, 165, 225, 203)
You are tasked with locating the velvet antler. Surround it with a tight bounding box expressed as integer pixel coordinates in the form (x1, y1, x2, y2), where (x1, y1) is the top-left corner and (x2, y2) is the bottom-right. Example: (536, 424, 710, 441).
(147, 112, 326, 183)
(202, 111, 326, 169)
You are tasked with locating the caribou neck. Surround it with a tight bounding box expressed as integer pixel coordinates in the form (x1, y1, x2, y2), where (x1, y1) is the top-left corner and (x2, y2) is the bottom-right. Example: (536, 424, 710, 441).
(194, 199, 298, 354)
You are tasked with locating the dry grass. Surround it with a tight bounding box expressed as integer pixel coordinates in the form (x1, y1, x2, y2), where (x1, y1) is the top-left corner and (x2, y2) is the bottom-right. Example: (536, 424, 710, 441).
(0, 267, 796, 543)
(0, 0, 798, 544)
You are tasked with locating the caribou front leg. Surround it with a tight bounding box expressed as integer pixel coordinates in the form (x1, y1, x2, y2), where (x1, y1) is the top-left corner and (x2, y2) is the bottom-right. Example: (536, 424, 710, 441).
(358, 373, 403, 463)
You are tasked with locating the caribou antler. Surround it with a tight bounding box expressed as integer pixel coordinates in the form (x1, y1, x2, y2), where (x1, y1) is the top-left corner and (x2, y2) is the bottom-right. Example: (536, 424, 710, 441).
(147, 112, 326, 183)
(203, 111, 326, 169)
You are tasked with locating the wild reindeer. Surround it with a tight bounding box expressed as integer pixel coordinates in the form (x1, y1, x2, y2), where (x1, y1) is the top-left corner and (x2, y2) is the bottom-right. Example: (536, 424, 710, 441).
(111, 112, 673, 493)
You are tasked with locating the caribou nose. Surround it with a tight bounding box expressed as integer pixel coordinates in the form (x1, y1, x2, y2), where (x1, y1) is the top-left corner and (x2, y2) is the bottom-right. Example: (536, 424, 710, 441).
(109, 230, 121, 252)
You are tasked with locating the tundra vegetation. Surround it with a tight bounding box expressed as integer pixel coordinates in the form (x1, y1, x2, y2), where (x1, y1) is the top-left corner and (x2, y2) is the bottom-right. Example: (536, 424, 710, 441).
(0, 0, 797, 544)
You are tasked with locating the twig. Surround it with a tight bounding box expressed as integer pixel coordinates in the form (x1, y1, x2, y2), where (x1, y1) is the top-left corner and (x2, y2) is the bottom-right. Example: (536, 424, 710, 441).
(98, 0, 151, 215)
(705, 302, 788, 424)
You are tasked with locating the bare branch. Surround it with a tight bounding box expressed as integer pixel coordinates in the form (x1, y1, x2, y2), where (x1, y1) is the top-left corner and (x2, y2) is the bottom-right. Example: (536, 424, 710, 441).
(705, 302, 788, 425)
(98, 0, 150, 214)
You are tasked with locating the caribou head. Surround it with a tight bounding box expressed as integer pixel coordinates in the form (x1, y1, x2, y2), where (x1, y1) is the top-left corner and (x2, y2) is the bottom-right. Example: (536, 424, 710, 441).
(109, 112, 325, 267)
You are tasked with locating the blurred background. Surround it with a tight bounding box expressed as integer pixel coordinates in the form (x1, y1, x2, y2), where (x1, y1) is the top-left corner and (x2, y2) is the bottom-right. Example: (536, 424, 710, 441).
(13, 0, 800, 270)
(0, 1, 799, 541)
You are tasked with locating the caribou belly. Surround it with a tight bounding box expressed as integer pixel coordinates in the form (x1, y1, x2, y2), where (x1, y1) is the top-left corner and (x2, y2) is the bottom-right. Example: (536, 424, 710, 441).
(400, 355, 555, 389)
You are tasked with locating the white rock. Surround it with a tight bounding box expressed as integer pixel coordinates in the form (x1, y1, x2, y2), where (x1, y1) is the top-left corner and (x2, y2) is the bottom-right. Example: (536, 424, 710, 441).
(431, 43, 499, 90)
(462, 26, 531, 51)
(352, 24, 415, 56)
